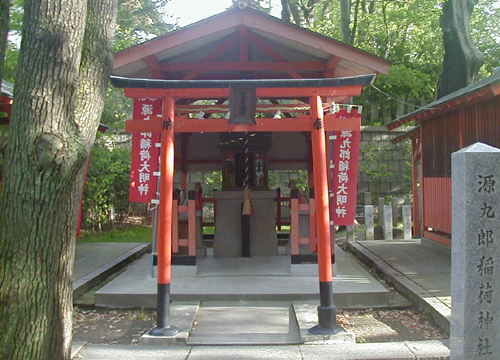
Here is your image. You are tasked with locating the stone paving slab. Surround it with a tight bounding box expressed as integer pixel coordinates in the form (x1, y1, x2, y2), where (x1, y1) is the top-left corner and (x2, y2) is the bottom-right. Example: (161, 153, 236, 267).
(95, 246, 389, 308)
(76, 341, 450, 360)
(75, 344, 190, 360)
(299, 340, 450, 359)
(187, 301, 301, 345)
(140, 301, 199, 345)
(347, 240, 451, 334)
(73, 242, 150, 299)
(187, 345, 303, 360)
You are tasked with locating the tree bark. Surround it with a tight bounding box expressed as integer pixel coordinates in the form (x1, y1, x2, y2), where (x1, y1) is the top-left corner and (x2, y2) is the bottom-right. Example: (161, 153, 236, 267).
(341, 0, 352, 44)
(0, 1, 116, 359)
(438, 0, 484, 98)
(0, 0, 9, 84)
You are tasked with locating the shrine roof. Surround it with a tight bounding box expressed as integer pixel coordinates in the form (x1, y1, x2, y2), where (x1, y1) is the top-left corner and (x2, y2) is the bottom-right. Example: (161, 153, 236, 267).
(113, 5, 389, 81)
(110, 74, 376, 89)
(387, 70, 500, 130)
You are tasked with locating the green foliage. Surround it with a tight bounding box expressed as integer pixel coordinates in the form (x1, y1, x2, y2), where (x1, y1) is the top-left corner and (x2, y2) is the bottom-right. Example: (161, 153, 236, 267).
(115, 0, 174, 52)
(471, 0, 500, 78)
(198, 171, 222, 189)
(83, 134, 131, 230)
(360, 142, 392, 199)
(77, 225, 152, 243)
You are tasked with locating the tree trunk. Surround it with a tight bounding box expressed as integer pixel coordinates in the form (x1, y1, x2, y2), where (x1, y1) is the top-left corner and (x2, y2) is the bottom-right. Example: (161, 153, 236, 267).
(0, 1, 116, 359)
(438, 0, 484, 98)
(341, 0, 352, 44)
(0, 0, 9, 84)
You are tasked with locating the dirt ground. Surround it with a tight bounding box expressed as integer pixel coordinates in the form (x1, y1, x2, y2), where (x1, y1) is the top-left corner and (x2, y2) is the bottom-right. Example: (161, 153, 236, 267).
(73, 305, 448, 345)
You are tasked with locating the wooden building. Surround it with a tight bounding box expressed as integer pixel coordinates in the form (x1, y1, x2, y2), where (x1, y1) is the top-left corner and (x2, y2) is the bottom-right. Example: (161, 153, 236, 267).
(388, 71, 500, 247)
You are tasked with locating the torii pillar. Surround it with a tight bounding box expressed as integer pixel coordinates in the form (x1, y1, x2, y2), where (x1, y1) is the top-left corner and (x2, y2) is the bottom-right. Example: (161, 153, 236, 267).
(149, 97, 179, 336)
(309, 95, 341, 335)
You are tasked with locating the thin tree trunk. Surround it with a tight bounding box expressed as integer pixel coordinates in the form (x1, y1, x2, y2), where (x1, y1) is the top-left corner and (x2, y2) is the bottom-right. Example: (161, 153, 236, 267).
(0, 0, 9, 85)
(438, 0, 484, 98)
(0, 0, 116, 359)
(341, 0, 352, 44)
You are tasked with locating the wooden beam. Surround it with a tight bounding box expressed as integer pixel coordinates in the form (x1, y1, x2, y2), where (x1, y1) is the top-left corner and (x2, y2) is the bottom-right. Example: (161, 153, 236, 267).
(160, 61, 326, 72)
(247, 32, 302, 79)
(175, 104, 311, 113)
(239, 25, 248, 62)
(123, 85, 364, 99)
(143, 55, 161, 71)
(126, 116, 360, 133)
(183, 33, 239, 80)
(325, 55, 341, 77)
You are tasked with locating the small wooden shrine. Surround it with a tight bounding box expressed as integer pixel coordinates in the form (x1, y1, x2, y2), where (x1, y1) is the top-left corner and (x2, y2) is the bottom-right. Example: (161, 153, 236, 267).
(112, 3, 389, 336)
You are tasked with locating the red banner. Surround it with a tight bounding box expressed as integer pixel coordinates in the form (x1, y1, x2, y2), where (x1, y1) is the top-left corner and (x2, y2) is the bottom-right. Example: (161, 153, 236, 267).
(331, 130, 360, 225)
(129, 98, 162, 203)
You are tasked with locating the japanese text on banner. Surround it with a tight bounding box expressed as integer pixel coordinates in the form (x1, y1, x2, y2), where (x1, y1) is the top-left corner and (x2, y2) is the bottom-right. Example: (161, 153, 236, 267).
(331, 130, 360, 225)
(129, 98, 161, 203)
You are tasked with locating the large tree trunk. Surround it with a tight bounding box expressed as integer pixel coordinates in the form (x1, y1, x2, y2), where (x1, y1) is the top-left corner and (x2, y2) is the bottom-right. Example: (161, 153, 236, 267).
(0, 0, 116, 359)
(438, 0, 484, 98)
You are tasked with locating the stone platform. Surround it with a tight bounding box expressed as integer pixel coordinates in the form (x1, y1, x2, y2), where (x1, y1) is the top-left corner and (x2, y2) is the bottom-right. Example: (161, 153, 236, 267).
(95, 246, 389, 309)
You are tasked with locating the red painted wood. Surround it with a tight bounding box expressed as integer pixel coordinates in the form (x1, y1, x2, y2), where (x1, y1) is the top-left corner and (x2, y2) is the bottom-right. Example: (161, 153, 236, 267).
(239, 25, 249, 62)
(188, 199, 196, 256)
(309, 198, 317, 252)
(126, 116, 361, 134)
(183, 33, 239, 80)
(247, 32, 302, 79)
(114, 8, 390, 75)
(123, 85, 363, 99)
(423, 231, 451, 247)
(160, 61, 326, 72)
(173, 200, 179, 253)
(157, 97, 175, 285)
(290, 198, 299, 255)
(423, 177, 452, 234)
(310, 95, 333, 282)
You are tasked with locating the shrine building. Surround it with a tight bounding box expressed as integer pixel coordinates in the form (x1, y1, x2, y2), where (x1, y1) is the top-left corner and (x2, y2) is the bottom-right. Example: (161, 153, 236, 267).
(111, 2, 390, 336)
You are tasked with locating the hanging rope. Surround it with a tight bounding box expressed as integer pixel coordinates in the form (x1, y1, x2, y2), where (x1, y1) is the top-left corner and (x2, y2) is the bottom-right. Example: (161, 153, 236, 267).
(242, 131, 253, 215)
(244, 132, 250, 189)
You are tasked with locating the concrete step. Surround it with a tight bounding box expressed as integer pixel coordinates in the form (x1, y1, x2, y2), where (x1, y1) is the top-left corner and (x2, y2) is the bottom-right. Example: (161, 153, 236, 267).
(187, 301, 301, 345)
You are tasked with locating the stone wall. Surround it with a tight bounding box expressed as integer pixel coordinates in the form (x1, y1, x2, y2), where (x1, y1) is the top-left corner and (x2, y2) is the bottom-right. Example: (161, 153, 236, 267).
(358, 126, 414, 204)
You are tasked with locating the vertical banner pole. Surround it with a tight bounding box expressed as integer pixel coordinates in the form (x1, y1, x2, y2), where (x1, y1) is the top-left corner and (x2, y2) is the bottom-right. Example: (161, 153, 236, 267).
(149, 96, 179, 336)
(309, 96, 341, 335)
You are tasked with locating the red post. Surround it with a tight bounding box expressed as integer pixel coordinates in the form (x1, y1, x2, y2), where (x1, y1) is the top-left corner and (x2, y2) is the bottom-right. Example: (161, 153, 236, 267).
(309, 95, 340, 335)
(149, 96, 179, 336)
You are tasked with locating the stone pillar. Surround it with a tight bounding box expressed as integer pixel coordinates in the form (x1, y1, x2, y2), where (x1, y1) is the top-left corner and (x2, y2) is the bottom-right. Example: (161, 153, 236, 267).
(383, 205, 393, 240)
(364, 192, 372, 205)
(365, 205, 374, 240)
(346, 226, 355, 243)
(391, 197, 399, 226)
(451, 143, 500, 359)
(378, 197, 385, 224)
(402, 205, 412, 240)
(370, 101, 379, 123)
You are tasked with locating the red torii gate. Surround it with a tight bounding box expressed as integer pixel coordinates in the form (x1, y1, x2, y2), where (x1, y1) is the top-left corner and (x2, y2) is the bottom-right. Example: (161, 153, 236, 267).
(112, 74, 374, 336)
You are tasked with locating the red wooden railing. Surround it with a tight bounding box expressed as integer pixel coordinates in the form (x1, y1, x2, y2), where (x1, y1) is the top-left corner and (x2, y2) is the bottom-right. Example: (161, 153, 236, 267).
(290, 193, 317, 255)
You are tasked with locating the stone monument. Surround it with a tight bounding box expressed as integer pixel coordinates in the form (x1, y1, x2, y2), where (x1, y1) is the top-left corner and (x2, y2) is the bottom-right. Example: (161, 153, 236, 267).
(451, 142, 500, 359)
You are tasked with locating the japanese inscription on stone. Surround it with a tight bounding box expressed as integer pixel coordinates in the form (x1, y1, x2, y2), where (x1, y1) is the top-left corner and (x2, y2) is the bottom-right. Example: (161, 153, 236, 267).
(451, 143, 500, 360)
